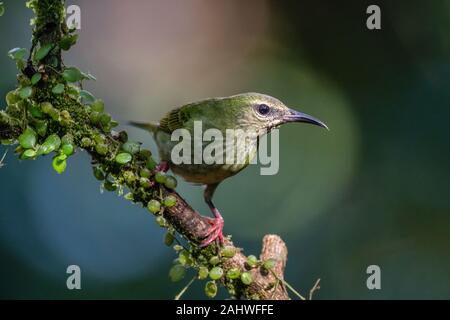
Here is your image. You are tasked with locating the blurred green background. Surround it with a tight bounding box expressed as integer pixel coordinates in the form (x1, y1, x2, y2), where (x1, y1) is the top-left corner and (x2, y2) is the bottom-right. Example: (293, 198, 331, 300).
(0, 0, 449, 299)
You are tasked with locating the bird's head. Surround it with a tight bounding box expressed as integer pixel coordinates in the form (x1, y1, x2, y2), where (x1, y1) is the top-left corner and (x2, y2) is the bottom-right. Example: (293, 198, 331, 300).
(222, 92, 328, 135)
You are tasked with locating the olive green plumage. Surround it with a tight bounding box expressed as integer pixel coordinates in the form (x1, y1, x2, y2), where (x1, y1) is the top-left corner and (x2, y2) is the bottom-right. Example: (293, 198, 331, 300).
(131, 92, 327, 186)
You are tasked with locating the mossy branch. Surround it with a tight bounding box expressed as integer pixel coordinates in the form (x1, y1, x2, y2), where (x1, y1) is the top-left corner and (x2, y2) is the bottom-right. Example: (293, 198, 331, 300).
(0, 0, 298, 300)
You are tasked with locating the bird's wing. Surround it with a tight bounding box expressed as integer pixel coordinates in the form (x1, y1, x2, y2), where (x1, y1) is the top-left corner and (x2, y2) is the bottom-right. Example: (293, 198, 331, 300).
(159, 102, 203, 133)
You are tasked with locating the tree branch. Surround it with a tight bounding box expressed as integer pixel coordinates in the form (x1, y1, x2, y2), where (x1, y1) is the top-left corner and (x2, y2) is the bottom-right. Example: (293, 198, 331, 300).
(0, 0, 293, 300)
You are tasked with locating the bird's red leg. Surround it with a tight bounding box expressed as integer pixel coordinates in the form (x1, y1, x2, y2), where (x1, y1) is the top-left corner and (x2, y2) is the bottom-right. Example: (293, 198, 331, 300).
(201, 207, 224, 247)
(201, 183, 224, 247)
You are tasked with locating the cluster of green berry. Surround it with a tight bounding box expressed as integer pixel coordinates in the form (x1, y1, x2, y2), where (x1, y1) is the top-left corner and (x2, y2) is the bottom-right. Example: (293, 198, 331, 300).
(166, 239, 276, 299)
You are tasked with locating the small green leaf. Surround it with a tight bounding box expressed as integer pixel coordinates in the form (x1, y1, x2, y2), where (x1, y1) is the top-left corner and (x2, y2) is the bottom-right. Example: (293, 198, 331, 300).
(91, 99, 104, 112)
(121, 141, 140, 154)
(18, 127, 36, 149)
(59, 34, 78, 51)
(146, 157, 157, 170)
(62, 67, 83, 82)
(205, 281, 217, 298)
(198, 267, 209, 280)
(34, 44, 53, 61)
(93, 167, 105, 180)
(0, 2, 5, 17)
(62, 144, 74, 156)
(6, 90, 20, 105)
(52, 154, 67, 174)
(8, 48, 27, 60)
(41, 134, 61, 154)
(31, 73, 42, 85)
(79, 89, 95, 103)
(19, 86, 32, 99)
(21, 149, 36, 160)
(52, 83, 65, 94)
(103, 180, 117, 191)
(155, 172, 166, 184)
(169, 264, 186, 282)
(115, 152, 132, 164)
(209, 267, 224, 280)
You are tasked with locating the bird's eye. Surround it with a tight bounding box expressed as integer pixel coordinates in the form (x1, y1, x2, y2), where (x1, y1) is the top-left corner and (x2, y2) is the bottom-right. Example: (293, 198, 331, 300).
(256, 104, 270, 116)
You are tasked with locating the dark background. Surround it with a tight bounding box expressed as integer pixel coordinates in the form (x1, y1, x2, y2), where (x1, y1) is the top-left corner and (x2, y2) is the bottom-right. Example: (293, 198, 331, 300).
(0, 0, 449, 299)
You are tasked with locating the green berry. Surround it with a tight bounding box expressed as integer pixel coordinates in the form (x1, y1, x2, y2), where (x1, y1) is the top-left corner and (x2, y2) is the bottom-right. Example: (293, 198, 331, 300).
(263, 258, 276, 270)
(209, 267, 223, 280)
(198, 266, 209, 280)
(147, 199, 161, 214)
(221, 246, 236, 258)
(226, 268, 240, 280)
(163, 195, 177, 207)
(209, 256, 220, 266)
(205, 281, 217, 298)
(164, 175, 177, 189)
(241, 272, 253, 285)
(246, 255, 258, 268)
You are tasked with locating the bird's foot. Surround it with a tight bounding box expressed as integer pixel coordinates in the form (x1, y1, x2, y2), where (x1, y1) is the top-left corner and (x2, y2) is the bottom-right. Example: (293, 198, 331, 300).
(201, 216, 224, 247)
(156, 161, 169, 173)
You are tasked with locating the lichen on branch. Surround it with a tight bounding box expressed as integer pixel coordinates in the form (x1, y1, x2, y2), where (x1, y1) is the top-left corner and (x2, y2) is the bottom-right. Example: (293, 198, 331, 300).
(0, 0, 300, 300)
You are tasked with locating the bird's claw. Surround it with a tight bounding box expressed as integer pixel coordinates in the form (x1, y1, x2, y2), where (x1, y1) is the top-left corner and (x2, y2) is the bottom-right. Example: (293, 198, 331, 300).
(201, 217, 224, 247)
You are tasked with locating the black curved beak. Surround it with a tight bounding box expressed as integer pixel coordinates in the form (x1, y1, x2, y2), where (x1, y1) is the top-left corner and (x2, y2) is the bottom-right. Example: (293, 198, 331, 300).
(284, 108, 329, 130)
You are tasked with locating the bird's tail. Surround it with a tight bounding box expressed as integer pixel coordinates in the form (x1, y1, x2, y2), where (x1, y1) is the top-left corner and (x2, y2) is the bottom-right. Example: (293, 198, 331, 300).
(129, 121, 159, 133)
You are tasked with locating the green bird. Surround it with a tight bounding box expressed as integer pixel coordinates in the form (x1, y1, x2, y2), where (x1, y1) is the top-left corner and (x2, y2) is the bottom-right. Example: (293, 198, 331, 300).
(131, 92, 327, 246)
